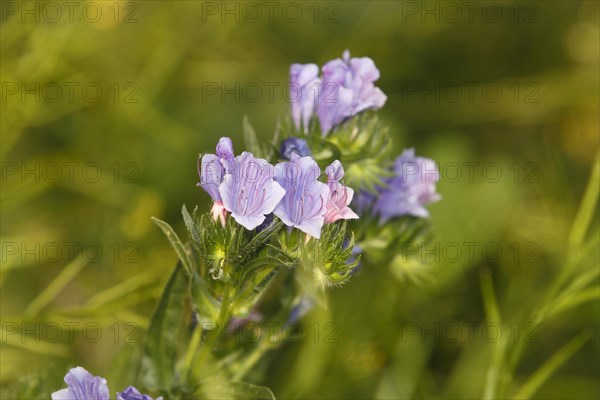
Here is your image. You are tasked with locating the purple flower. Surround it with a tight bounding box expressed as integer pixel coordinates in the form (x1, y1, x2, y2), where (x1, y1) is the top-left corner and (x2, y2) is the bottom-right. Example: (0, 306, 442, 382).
(51, 367, 109, 400)
(273, 154, 329, 239)
(317, 50, 387, 134)
(215, 136, 234, 162)
(199, 137, 284, 229)
(117, 386, 162, 400)
(280, 137, 311, 160)
(290, 63, 320, 132)
(323, 160, 359, 224)
(374, 148, 441, 222)
(198, 137, 234, 202)
(198, 137, 236, 225)
(219, 152, 286, 230)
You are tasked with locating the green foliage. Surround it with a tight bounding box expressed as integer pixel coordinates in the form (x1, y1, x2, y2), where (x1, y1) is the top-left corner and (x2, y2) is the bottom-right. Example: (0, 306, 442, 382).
(140, 263, 188, 397)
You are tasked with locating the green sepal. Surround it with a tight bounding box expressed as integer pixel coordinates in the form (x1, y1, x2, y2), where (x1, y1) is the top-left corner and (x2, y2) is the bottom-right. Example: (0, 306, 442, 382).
(279, 222, 358, 289)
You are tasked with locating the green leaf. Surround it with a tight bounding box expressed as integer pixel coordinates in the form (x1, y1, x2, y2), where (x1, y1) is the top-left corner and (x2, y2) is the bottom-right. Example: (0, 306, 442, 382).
(140, 262, 189, 392)
(191, 271, 219, 323)
(182, 204, 200, 245)
(199, 376, 276, 400)
(151, 216, 193, 277)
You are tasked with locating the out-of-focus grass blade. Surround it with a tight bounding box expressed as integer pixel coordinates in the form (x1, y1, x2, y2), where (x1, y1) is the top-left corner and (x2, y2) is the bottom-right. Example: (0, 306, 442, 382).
(573, 231, 600, 266)
(200, 375, 276, 400)
(0, 178, 51, 210)
(479, 268, 505, 400)
(513, 331, 591, 400)
(569, 153, 599, 251)
(84, 270, 157, 308)
(1, 329, 69, 357)
(0, 232, 59, 274)
(548, 285, 600, 318)
(541, 266, 600, 321)
(24, 254, 87, 317)
(480, 268, 502, 324)
(116, 309, 150, 331)
(151, 216, 192, 277)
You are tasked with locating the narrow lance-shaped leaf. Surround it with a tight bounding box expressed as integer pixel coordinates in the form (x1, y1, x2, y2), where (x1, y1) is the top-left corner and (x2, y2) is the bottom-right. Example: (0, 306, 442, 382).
(152, 216, 193, 277)
(140, 262, 189, 392)
(191, 271, 219, 323)
(182, 204, 200, 245)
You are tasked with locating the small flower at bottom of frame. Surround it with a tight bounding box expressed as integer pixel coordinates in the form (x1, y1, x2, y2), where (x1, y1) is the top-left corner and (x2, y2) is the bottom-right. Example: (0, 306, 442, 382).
(118, 386, 163, 400)
(324, 160, 359, 224)
(274, 154, 329, 239)
(219, 152, 286, 230)
(375, 148, 441, 221)
(51, 367, 109, 400)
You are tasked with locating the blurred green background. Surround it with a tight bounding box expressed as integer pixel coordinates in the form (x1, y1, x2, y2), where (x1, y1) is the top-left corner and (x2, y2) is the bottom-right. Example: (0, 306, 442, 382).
(1, 1, 598, 399)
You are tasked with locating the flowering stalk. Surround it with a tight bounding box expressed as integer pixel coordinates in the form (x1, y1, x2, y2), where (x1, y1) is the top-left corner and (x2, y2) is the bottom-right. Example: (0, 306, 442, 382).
(52, 50, 441, 399)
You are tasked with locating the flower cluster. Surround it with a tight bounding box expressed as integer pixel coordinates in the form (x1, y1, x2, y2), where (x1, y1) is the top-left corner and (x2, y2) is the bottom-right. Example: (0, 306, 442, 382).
(52, 367, 161, 400)
(49, 50, 443, 400)
(198, 139, 358, 239)
(291, 50, 387, 135)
